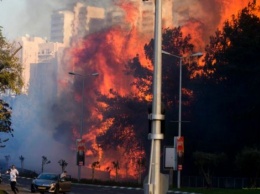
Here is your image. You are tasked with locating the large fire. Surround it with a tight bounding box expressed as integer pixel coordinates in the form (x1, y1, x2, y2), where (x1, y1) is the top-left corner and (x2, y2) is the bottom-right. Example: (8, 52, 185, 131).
(61, 0, 259, 180)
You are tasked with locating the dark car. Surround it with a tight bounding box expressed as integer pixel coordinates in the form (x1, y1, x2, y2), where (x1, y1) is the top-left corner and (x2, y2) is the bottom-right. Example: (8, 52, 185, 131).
(31, 172, 71, 194)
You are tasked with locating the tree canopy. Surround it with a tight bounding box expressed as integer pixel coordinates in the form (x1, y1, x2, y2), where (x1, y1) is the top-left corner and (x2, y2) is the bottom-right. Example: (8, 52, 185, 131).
(190, 2, 260, 152)
(0, 27, 23, 136)
(185, 2, 260, 176)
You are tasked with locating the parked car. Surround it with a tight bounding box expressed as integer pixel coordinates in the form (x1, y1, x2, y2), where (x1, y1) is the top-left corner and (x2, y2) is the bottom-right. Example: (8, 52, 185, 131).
(31, 172, 71, 194)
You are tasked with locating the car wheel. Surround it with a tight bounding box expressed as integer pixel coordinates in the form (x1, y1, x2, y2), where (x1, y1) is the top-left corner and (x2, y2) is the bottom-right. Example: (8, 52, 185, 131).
(30, 185, 35, 193)
(55, 185, 59, 194)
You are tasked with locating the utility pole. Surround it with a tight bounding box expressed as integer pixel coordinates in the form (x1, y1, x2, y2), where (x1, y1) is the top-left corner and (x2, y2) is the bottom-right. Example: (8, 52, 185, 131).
(145, 0, 164, 194)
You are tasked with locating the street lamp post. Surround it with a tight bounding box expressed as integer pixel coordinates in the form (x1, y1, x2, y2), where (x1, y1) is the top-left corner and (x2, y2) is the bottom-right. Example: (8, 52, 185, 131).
(68, 71, 99, 182)
(162, 50, 203, 189)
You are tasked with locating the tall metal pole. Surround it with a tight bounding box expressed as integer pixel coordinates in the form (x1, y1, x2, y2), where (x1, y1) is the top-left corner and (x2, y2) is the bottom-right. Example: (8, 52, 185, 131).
(78, 77, 85, 182)
(177, 58, 182, 189)
(147, 0, 163, 193)
(161, 51, 202, 189)
(69, 71, 99, 182)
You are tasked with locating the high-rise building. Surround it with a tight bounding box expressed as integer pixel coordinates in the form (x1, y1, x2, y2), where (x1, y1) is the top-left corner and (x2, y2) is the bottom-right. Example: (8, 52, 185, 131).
(72, 2, 106, 39)
(139, 1, 154, 37)
(30, 61, 58, 105)
(38, 42, 64, 63)
(15, 35, 47, 93)
(50, 10, 74, 46)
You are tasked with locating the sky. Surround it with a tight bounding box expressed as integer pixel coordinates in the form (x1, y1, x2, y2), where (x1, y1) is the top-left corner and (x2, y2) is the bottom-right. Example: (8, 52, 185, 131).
(0, 0, 75, 174)
(0, 0, 71, 40)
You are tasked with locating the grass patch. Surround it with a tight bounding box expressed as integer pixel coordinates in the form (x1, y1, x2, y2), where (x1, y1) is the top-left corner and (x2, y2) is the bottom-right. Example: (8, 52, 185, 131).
(0, 190, 7, 194)
(173, 188, 260, 194)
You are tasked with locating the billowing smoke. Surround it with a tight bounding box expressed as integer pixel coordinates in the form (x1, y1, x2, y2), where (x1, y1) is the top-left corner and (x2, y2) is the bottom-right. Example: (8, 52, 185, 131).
(0, 0, 114, 39)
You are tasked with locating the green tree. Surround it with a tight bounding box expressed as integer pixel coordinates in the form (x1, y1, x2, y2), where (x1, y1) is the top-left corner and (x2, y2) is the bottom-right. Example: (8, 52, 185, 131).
(0, 27, 23, 136)
(235, 147, 260, 188)
(193, 151, 227, 188)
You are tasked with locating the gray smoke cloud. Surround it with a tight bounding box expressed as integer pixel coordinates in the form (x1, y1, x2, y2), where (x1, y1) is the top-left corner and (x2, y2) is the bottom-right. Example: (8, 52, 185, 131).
(0, 0, 114, 40)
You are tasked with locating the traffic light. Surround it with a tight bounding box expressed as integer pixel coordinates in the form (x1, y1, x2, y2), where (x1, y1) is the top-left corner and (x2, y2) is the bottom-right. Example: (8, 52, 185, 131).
(77, 151, 85, 166)
(148, 103, 165, 134)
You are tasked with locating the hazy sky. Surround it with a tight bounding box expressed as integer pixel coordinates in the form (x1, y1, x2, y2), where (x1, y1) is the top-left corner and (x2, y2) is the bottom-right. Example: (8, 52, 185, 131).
(0, 0, 69, 40)
(0, 0, 74, 173)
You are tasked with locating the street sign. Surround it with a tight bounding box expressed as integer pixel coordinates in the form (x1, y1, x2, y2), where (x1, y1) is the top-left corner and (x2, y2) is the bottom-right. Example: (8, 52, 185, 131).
(174, 136, 184, 170)
(177, 136, 184, 154)
(178, 165, 183, 171)
(163, 147, 177, 170)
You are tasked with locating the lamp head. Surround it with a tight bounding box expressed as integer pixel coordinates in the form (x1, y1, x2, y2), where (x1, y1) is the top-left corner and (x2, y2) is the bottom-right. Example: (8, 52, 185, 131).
(190, 52, 203, 57)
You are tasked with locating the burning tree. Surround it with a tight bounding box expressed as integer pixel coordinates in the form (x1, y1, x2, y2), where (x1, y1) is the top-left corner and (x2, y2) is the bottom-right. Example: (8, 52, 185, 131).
(53, 24, 195, 180)
(94, 26, 196, 179)
(56, 0, 234, 181)
(182, 2, 260, 176)
(189, 2, 260, 153)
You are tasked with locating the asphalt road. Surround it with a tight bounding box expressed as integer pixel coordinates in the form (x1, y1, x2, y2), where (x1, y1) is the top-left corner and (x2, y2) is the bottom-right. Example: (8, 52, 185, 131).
(1, 175, 198, 194)
(1, 175, 144, 194)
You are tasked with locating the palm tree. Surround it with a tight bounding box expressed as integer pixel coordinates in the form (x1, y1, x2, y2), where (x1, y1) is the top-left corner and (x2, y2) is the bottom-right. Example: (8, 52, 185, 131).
(41, 156, 51, 172)
(91, 161, 100, 181)
(19, 155, 25, 170)
(106, 166, 111, 179)
(112, 160, 119, 182)
(58, 159, 68, 172)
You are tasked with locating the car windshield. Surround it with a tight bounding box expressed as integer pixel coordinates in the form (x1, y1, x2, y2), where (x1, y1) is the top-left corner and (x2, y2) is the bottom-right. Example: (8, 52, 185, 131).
(38, 174, 58, 180)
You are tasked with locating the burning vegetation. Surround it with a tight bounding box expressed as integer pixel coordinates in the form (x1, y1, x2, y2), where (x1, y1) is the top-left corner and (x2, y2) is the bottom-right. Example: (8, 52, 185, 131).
(55, 0, 260, 180)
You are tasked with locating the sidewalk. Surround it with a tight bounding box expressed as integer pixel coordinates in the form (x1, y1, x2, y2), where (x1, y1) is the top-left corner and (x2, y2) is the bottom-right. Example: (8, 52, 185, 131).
(0, 183, 30, 194)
